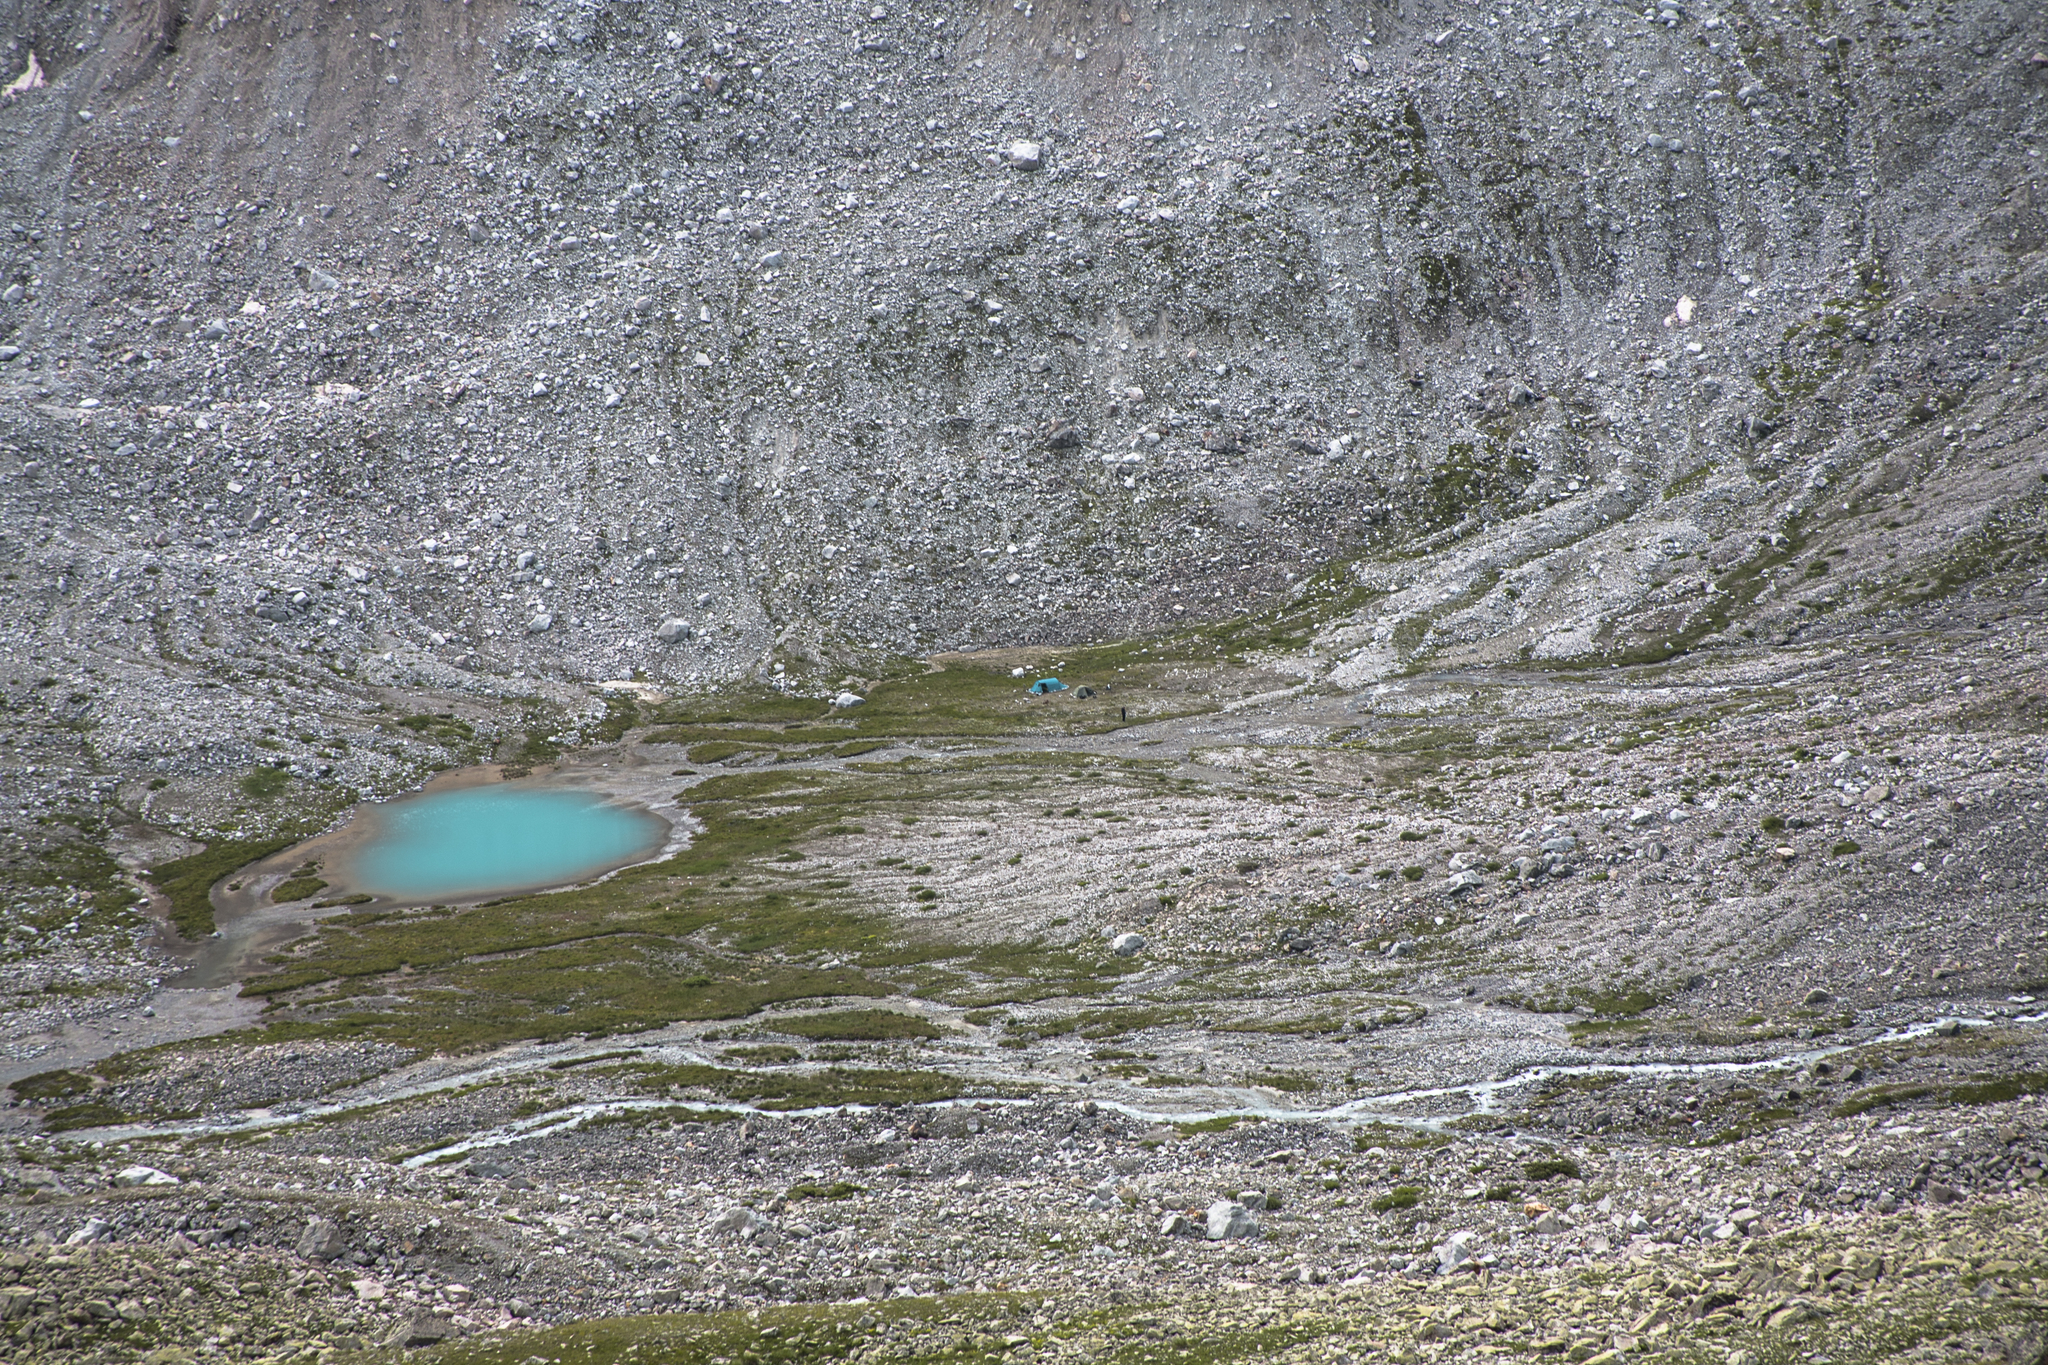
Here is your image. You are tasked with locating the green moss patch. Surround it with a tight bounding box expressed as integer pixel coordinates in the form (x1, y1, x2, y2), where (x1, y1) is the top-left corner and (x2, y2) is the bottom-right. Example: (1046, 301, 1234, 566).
(1352, 1123, 1454, 1153)
(1521, 1156, 1582, 1182)
(1177, 1115, 1256, 1137)
(396, 714, 477, 744)
(649, 629, 1303, 744)
(786, 1180, 866, 1201)
(605, 1059, 970, 1111)
(7, 1068, 94, 1103)
(42, 1100, 129, 1132)
(404, 1292, 1336, 1365)
(686, 741, 773, 765)
(1006, 1005, 1202, 1043)
(1565, 1018, 1653, 1041)
(271, 875, 329, 903)
(1834, 1073, 2048, 1118)
(770, 1009, 946, 1042)
(240, 766, 291, 799)
(149, 835, 301, 940)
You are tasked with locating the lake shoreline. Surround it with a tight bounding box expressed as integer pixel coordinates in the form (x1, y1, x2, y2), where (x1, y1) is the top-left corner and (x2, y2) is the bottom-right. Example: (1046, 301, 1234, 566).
(148, 757, 696, 1000)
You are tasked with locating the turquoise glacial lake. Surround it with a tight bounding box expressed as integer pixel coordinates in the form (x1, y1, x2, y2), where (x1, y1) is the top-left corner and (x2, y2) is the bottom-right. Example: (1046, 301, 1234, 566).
(345, 785, 669, 901)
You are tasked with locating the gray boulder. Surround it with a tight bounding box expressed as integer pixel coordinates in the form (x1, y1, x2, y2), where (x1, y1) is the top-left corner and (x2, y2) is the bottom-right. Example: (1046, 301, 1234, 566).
(295, 1217, 348, 1261)
(655, 617, 693, 643)
(1435, 1230, 1477, 1273)
(706, 1207, 766, 1239)
(385, 1312, 454, 1348)
(1205, 1200, 1259, 1240)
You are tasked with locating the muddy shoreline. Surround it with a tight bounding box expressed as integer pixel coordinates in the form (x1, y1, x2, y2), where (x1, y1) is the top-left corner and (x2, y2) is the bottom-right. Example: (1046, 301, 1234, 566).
(0, 758, 696, 1087)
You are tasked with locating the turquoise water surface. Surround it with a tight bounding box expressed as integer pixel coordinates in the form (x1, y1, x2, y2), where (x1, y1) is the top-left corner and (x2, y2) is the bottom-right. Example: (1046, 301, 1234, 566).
(346, 785, 668, 901)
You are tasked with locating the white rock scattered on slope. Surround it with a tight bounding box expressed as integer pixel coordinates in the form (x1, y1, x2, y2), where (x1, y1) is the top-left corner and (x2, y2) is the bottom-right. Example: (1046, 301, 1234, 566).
(1205, 1200, 1259, 1240)
(113, 1165, 180, 1187)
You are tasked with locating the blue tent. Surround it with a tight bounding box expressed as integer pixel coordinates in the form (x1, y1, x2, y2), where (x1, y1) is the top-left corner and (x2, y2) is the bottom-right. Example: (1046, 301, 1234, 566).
(1029, 678, 1068, 695)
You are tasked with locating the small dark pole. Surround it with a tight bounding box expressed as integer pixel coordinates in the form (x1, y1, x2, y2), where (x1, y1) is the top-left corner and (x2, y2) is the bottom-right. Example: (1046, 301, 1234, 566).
(1121, 707, 1128, 722)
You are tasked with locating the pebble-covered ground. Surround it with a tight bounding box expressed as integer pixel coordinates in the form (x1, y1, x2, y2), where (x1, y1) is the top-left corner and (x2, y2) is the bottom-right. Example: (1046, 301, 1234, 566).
(2, 1101, 2046, 1363)
(2, 602, 2045, 1362)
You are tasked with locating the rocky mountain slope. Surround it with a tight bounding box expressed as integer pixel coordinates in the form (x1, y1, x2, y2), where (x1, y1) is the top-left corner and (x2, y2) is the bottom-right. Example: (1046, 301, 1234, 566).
(3, 0, 2043, 707)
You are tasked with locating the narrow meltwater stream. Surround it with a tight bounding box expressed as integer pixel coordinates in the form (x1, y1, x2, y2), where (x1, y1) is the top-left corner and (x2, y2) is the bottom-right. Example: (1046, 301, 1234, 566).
(66, 1011, 2047, 1163)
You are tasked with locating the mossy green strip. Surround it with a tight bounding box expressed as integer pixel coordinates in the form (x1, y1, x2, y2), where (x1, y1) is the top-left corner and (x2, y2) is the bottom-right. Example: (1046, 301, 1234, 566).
(149, 835, 300, 940)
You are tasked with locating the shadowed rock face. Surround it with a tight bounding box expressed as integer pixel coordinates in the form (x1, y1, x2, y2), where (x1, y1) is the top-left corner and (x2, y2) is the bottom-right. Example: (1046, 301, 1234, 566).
(0, 0, 2041, 721)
